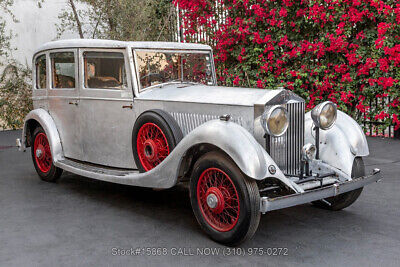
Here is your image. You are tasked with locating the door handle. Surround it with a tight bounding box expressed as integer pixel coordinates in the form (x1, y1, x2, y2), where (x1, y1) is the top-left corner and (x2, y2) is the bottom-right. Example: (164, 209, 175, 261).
(69, 101, 78, 106)
(122, 104, 133, 109)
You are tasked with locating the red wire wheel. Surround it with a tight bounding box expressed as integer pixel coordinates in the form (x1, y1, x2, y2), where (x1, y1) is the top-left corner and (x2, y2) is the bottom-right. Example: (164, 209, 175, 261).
(190, 152, 260, 245)
(136, 122, 170, 171)
(196, 168, 240, 232)
(33, 132, 52, 174)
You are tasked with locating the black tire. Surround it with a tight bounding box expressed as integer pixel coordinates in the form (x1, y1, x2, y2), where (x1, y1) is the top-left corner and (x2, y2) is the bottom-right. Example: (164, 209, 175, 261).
(189, 151, 260, 246)
(312, 157, 365, 211)
(132, 110, 182, 172)
(31, 127, 63, 182)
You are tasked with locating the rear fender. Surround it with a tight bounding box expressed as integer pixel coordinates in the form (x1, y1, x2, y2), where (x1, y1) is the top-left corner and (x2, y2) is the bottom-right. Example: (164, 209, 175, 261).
(22, 109, 64, 162)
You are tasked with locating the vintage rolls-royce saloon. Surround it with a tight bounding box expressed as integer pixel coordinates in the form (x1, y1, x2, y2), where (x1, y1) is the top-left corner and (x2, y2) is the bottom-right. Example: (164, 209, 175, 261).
(18, 39, 381, 245)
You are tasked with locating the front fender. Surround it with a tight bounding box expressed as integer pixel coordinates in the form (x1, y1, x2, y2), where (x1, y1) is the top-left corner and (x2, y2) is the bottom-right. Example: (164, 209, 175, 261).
(305, 110, 369, 176)
(182, 120, 284, 180)
(22, 109, 64, 162)
(139, 119, 300, 191)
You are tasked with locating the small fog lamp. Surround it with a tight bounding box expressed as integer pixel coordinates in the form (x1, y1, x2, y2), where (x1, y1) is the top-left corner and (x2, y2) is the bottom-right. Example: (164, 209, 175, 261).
(302, 143, 317, 161)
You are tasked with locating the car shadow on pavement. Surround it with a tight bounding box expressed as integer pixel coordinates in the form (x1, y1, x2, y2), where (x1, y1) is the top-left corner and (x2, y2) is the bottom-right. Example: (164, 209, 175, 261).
(56, 170, 373, 249)
(57, 171, 204, 233)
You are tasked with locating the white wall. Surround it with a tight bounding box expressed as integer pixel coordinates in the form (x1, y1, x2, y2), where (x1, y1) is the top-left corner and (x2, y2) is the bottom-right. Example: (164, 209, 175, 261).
(2, 0, 80, 66)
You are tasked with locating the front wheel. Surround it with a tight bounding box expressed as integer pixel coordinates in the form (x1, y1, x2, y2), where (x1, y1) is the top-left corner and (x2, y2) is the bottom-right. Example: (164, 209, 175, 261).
(312, 157, 365, 211)
(189, 152, 260, 246)
(31, 127, 63, 182)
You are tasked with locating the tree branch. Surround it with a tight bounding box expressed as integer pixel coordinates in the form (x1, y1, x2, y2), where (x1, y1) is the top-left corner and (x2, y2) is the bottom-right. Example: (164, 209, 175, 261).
(68, 0, 84, 38)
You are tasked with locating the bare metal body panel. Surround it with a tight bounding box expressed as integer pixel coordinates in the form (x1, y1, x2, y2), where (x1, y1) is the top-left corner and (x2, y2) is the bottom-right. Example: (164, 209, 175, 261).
(20, 39, 380, 214)
(22, 114, 299, 190)
(22, 109, 64, 162)
(305, 110, 369, 176)
(35, 39, 212, 56)
(77, 48, 136, 169)
(137, 84, 282, 107)
(134, 100, 254, 135)
(79, 96, 136, 169)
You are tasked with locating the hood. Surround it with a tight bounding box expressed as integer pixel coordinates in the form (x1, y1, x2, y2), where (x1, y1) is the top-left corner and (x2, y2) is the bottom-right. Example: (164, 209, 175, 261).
(137, 84, 285, 107)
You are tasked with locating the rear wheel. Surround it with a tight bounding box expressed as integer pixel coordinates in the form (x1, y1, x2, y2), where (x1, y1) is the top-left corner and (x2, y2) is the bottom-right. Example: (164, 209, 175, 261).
(189, 152, 260, 246)
(312, 157, 365, 211)
(31, 127, 63, 182)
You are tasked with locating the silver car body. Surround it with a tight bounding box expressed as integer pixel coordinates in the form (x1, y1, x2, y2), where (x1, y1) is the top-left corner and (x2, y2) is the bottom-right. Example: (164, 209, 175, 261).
(20, 39, 381, 213)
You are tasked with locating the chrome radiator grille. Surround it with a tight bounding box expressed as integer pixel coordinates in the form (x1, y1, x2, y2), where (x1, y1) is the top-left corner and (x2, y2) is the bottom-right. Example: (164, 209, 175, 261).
(269, 102, 305, 176)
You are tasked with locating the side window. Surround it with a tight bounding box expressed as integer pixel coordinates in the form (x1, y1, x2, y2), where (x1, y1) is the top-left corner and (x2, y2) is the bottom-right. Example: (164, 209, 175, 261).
(83, 51, 127, 89)
(35, 55, 47, 89)
(50, 52, 76, 89)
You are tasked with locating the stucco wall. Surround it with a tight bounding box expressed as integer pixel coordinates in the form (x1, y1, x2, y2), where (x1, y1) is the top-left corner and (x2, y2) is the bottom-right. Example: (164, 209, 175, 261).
(0, 0, 81, 130)
(2, 0, 80, 67)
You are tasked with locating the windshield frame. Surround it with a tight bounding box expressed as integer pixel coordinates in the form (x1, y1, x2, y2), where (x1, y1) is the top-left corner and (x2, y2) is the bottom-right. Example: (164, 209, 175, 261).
(133, 48, 216, 92)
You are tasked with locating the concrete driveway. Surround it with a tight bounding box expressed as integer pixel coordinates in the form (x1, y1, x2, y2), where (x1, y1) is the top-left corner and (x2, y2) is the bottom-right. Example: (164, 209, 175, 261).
(0, 130, 399, 266)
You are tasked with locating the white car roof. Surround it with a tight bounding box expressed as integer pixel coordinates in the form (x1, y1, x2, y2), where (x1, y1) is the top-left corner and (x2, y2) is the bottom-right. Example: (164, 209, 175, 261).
(34, 39, 212, 55)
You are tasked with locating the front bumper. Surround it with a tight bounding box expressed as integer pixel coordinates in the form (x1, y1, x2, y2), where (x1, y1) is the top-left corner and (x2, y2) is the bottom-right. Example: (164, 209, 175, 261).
(260, 168, 382, 213)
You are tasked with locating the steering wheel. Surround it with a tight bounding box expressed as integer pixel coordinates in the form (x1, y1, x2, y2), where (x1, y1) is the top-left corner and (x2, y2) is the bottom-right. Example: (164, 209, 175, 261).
(140, 72, 163, 83)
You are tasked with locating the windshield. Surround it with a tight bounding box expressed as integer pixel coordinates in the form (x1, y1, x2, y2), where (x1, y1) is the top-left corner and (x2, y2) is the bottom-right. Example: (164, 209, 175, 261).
(135, 50, 214, 90)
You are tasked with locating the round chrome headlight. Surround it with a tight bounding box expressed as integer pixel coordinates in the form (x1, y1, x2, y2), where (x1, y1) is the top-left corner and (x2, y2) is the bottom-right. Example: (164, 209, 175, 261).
(311, 101, 337, 130)
(261, 106, 289, 137)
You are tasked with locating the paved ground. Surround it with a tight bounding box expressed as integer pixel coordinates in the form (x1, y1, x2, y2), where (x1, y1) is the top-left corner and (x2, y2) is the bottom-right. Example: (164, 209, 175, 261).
(0, 130, 399, 267)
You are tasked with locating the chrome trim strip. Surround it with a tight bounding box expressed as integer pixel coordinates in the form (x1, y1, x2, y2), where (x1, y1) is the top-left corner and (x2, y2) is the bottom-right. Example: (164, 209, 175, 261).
(46, 96, 132, 102)
(79, 97, 132, 102)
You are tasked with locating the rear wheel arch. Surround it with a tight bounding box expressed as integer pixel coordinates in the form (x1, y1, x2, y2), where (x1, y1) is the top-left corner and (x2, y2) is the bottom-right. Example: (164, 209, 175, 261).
(23, 110, 64, 162)
(132, 109, 183, 172)
(25, 119, 41, 147)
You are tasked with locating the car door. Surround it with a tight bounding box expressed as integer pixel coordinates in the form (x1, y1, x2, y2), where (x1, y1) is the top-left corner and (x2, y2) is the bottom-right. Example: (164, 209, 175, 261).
(78, 48, 136, 169)
(47, 49, 83, 160)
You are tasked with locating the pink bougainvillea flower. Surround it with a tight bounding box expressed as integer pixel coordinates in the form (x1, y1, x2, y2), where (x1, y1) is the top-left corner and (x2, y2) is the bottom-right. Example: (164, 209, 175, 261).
(175, 0, 400, 136)
(233, 75, 240, 85)
(256, 79, 264, 88)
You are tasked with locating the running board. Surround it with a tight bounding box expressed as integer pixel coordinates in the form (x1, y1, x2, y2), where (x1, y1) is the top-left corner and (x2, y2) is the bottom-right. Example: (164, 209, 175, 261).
(54, 158, 176, 189)
(55, 158, 141, 183)
(57, 158, 136, 176)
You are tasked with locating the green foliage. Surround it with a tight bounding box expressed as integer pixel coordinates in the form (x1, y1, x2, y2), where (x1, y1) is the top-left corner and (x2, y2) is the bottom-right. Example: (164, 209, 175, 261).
(0, 0, 32, 130)
(57, 0, 176, 41)
(0, 0, 14, 60)
(0, 62, 33, 129)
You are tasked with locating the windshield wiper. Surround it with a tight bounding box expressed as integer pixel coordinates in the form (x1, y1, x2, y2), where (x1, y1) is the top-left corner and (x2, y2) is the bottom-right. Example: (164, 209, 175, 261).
(183, 81, 201, 85)
(164, 80, 201, 86)
(153, 80, 201, 89)
(169, 79, 183, 83)
(173, 80, 201, 86)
